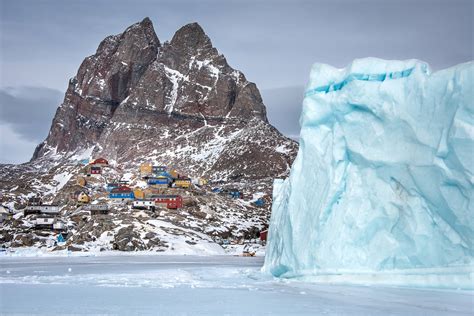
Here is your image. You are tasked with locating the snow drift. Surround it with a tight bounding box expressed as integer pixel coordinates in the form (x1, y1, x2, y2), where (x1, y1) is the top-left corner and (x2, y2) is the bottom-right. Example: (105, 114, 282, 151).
(263, 58, 474, 289)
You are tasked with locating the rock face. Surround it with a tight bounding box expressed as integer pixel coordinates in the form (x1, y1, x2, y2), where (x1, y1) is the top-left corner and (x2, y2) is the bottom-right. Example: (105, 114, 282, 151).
(32, 18, 292, 181)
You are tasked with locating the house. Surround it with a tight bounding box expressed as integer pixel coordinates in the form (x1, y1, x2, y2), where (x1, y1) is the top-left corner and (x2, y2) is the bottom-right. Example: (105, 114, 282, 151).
(254, 198, 265, 207)
(53, 221, 67, 231)
(174, 178, 191, 189)
(90, 166, 102, 175)
(35, 216, 55, 229)
(133, 188, 145, 200)
(86, 203, 109, 215)
(77, 192, 90, 204)
(147, 176, 170, 187)
(198, 178, 208, 186)
(25, 204, 60, 215)
(155, 195, 183, 209)
(142, 188, 165, 199)
(132, 199, 156, 210)
(152, 165, 167, 174)
(140, 163, 153, 177)
(106, 183, 120, 192)
(28, 197, 42, 206)
(91, 158, 108, 167)
(109, 186, 134, 201)
(169, 169, 179, 179)
(228, 189, 242, 199)
(260, 230, 268, 243)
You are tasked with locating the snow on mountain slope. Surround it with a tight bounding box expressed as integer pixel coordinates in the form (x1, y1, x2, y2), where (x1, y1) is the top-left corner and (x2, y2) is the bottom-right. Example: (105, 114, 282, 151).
(0, 18, 298, 254)
(263, 58, 474, 289)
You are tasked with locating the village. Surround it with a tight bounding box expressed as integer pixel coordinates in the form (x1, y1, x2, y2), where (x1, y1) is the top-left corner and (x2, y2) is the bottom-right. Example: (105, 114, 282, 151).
(0, 157, 268, 256)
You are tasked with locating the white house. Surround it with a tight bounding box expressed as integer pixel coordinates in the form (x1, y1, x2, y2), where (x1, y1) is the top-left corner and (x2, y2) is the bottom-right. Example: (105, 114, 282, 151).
(26, 205, 60, 214)
(132, 200, 155, 210)
(35, 216, 55, 228)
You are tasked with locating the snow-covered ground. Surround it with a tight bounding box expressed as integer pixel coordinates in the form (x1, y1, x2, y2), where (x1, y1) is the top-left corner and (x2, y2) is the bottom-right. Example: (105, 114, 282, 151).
(1, 255, 472, 315)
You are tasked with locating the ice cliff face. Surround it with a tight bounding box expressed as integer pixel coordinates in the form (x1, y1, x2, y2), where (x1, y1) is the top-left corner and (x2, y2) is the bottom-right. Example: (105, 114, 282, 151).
(263, 58, 473, 289)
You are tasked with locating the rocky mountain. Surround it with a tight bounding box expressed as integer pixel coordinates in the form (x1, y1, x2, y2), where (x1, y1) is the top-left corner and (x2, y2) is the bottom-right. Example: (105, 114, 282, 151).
(32, 18, 294, 182)
(0, 18, 297, 253)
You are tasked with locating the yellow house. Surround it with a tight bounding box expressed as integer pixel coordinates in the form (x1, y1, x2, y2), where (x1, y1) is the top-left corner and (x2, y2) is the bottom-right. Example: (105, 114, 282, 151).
(175, 178, 191, 189)
(198, 178, 208, 186)
(169, 169, 179, 179)
(133, 188, 145, 200)
(77, 192, 90, 204)
(140, 163, 153, 177)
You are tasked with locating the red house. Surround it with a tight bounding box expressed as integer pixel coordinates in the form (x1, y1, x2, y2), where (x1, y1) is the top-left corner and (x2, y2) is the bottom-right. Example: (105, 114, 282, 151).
(154, 195, 183, 209)
(91, 158, 109, 166)
(260, 230, 268, 242)
(90, 166, 102, 174)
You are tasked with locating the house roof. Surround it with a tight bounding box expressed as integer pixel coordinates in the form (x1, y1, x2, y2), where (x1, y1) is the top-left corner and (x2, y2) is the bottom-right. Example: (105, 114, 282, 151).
(111, 186, 132, 193)
(154, 195, 182, 199)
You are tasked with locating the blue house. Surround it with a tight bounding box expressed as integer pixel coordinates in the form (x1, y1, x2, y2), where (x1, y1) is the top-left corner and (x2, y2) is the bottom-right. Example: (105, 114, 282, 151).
(147, 177, 170, 185)
(254, 198, 265, 207)
(109, 186, 134, 200)
(229, 190, 242, 199)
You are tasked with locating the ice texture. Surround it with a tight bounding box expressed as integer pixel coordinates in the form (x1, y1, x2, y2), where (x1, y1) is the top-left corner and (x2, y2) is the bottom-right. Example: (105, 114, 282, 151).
(263, 58, 474, 289)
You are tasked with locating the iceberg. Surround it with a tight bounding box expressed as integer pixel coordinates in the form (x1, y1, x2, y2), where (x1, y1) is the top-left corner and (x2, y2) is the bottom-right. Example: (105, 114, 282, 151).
(263, 58, 474, 289)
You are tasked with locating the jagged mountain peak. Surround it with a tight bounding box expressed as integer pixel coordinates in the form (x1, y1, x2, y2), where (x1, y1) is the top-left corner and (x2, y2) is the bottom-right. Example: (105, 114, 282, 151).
(170, 22, 212, 52)
(32, 17, 296, 182)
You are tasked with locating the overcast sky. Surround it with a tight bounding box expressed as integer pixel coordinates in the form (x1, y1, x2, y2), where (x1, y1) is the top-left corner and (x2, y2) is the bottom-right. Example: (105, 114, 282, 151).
(0, 0, 472, 163)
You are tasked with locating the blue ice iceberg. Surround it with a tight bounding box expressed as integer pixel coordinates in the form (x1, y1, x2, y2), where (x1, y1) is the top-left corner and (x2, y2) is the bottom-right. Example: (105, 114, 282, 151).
(263, 58, 474, 289)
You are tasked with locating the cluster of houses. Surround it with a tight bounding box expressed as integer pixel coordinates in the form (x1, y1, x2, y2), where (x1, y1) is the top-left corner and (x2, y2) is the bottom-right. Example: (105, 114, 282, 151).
(17, 157, 265, 240)
(24, 197, 66, 231)
(73, 159, 199, 213)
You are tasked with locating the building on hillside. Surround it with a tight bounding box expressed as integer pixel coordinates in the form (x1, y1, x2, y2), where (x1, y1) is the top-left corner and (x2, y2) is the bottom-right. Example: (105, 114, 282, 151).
(77, 192, 90, 204)
(228, 189, 242, 199)
(53, 220, 67, 231)
(155, 195, 183, 209)
(132, 199, 156, 210)
(109, 186, 134, 201)
(143, 188, 165, 199)
(174, 178, 191, 189)
(133, 188, 145, 200)
(90, 166, 102, 175)
(152, 166, 167, 174)
(140, 163, 153, 177)
(91, 158, 108, 167)
(169, 169, 179, 179)
(254, 198, 265, 207)
(147, 176, 170, 188)
(28, 197, 42, 206)
(86, 204, 109, 215)
(198, 178, 208, 186)
(25, 204, 60, 215)
(35, 215, 55, 229)
(106, 183, 120, 192)
(260, 230, 268, 244)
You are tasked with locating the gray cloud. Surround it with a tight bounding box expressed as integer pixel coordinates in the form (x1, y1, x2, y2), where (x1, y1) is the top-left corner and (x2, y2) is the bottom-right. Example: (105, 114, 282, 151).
(262, 86, 305, 140)
(0, 86, 62, 142)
